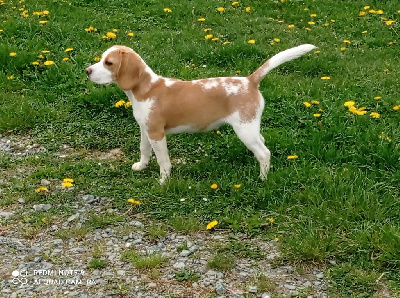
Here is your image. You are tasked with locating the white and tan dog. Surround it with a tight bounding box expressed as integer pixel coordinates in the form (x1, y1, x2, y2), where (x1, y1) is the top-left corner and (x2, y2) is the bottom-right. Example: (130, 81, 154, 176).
(86, 44, 316, 183)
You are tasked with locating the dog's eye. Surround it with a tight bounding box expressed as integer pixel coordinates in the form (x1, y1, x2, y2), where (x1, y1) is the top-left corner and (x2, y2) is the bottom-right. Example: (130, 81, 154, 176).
(105, 61, 113, 66)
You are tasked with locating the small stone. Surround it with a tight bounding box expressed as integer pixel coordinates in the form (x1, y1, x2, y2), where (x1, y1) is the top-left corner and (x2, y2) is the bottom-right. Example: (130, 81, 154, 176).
(130, 220, 144, 228)
(0, 211, 14, 219)
(303, 281, 312, 288)
(316, 272, 324, 279)
(34, 256, 42, 262)
(147, 282, 157, 288)
(262, 293, 272, 298)
(180, 250, 191, 257)
(40, 179, 51, 186)
(33, 204, 52, 211)
(248, 285, 258, 293)
(173, 262, 185, 270)
(67, 213, 79, 222)
(117, 270, 125, 276)
(18, 198, 25, 204)
(329, 260, 337, 266)
(284, 284, 296, 290)
(215, 281, 226, 295)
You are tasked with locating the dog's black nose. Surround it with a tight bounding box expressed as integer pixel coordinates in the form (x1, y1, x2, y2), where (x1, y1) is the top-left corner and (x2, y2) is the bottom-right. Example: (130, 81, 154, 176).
(86, 67, 92, 76)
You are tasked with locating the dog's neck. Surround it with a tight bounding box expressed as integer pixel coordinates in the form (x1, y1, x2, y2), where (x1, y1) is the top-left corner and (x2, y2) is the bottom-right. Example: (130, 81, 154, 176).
(128, 54, 161, 100)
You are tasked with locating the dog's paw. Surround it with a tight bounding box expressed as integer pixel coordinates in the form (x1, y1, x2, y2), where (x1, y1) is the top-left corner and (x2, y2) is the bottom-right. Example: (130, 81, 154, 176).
(132, 162, 148, 171)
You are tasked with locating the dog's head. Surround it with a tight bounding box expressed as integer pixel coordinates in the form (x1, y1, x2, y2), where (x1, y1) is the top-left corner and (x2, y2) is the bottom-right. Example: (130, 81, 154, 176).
(86, 45, 145, 90)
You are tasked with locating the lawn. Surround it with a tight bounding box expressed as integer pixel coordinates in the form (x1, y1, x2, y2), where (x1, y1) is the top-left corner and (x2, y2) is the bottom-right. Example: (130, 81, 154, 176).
(1, 0, 399, 296)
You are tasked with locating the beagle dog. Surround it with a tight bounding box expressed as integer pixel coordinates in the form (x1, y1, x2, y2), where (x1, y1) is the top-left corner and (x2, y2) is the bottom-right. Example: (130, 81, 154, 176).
(86, 44, 316, 183)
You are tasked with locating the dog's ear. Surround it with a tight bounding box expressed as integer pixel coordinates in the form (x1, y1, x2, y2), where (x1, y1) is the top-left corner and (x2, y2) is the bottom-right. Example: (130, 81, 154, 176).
(116, 50, 143, 91)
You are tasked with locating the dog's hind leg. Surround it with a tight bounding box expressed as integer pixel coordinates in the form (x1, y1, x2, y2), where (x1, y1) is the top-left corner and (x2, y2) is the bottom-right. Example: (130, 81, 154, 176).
(232, 121, 271, 180)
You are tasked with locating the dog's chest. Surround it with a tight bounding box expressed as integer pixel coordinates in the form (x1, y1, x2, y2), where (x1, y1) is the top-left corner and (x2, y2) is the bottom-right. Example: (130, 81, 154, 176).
(125, 91, 154, 126)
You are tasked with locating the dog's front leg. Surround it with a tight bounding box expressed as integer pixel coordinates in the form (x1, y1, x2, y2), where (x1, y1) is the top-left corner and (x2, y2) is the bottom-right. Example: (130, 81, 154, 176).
(132, 127, 152, 171)
(148, 135, 171, 184)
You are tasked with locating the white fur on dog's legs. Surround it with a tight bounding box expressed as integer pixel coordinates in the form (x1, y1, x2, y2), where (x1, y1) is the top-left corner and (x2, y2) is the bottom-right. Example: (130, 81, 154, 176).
(149, 136, 171, 184)
(233, 122, 271, 180)
(132, 127, 152, 171)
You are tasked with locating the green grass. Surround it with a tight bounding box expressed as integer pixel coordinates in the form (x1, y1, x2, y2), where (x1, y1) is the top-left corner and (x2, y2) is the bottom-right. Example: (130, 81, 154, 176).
(121, 250, 167, 269)
(1, 0, 399, 296)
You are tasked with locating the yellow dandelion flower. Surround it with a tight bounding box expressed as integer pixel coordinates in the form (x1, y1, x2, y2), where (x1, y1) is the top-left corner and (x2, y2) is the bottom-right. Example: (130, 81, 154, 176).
(234, 184, 241, 188)
(278, 20, 285, 23)
(163, 8, 172, 13)
(374, 96, 382, 100)
(385, 20, 396, 26)
(370, 112, 380, 118)
(393, 105, 399, 111)
(9, 52, 17, 57)
(65, 47, 73, 52)
(275, 237, 280, 241)
(288, 24, 295, 28)
(198, 17, 205, 22)
(102, 32, 116, 39)
(315, 50, 321, 54)
(364, 6, 370, 10)
(7, 75, 14, 80)
(310, 13, 317, 17)
(308, 21, 315, 25)
(383, 68, 389, 72)
(321, 76, 331, 80)
(314, 113, 322, 117)
(124, 101, 132, 108)
(359, 11, 366, 16)
(41, 217, 47, 223)
(368, 9, 376, 14)
(344, 101, 355, 107)
(331, 19, 335, 22)
(311, 100, 320, 105)
(376, 9, 383, 15)
(62, 182, 73, 188)
(216, 130, 221, 134)
(217, 7, 225, 12)
(303, 102, 312, 108)
(115, 100, 126, 107)
(93, 57, 101, 62)
(273, 38, 280, 42)
(210, 183, 218, 189)
(204, 28, 212, 32)
(0, 29, 3, 33)
(42, 10, 49, 15)
(127, 198, 141, 205)
(39, 20, 48, 24)
(127, 32, 134, 37)
(205, 34, 213, 40)
(223, 41, 231, 45)
(112, 29, 118, 33)
(341, 47, 346, 51)
(85, 26, 97, 32)
(287, 155, 298, 160)
(388, 41, 393, 45)
(362, 30, 368, 34)
(206, 220, 218, 230)
(63, 57, 69, 61)
(269, 217, 275, 223)
(212, 37, 219, 41)
(41, 50, 50, 54)
(37, 54, 44, 59)
(36, 186, 48, 193)
(32, 61, 39, 65)
(232, 1, 239, 6)
(248, 39, 255, 44)
(246, 7, 251, 12)
(343, 40, 351, 43)
(63, 178, 74, 183)
(43, 60, 54, 66)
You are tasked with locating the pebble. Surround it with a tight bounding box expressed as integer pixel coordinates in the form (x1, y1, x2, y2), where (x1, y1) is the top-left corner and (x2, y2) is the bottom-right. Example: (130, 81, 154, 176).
(33, 204, 52, 211)
(173, 262, 185, 270)
(0, 211, 14, 219)
(18, 198, 25, 204)
(248, 285, 258, 293)
(215, 281, 227, 295)
(316, 272, 324, 279)
(284, 284, 297, 290)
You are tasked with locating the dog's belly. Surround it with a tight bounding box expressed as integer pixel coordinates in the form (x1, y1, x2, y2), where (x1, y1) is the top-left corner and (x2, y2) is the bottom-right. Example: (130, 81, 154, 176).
(165, 119, 225, 135)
